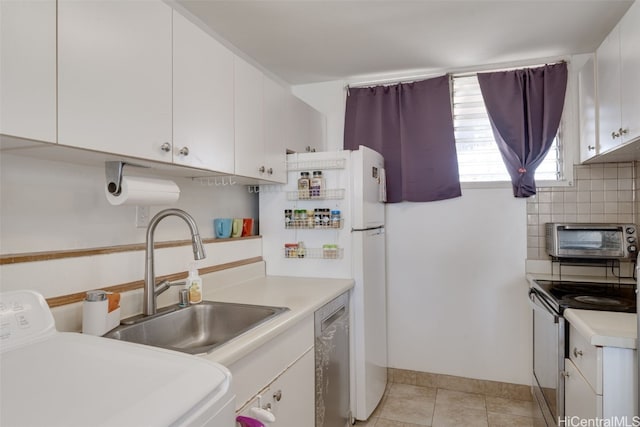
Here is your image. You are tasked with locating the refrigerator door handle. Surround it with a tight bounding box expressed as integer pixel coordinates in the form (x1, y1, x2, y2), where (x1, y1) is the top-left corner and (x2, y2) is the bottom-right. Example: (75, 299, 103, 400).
(351, 225, 384, 232)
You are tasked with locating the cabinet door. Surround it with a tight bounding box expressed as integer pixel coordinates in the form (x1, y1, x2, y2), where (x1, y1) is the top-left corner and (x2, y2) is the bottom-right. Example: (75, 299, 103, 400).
(564, 358, 601, 420)
(596, 26, 622, 154)
(289, 96, 325, 154)
(578, 56, 598, 162)
(173, 11, 234, 173)
(263, 77, 289, 183)
(0, 0, 56, 143)
(619, 0, 640, 144)
(58, 0, 172, 162)
(234, 57, 265, 179)
(269, 349, 315, 427)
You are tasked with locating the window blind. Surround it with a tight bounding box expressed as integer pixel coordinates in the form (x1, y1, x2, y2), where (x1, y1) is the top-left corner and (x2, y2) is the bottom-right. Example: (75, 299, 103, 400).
(451, 74, 562, 182)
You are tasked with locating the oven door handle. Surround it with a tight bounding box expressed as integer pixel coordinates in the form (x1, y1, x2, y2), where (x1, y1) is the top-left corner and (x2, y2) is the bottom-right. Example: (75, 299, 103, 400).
(528, 289, 560, 323)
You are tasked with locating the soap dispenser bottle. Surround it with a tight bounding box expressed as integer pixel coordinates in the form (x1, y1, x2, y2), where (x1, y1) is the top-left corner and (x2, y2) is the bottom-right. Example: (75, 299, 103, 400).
(186, 264, 203, 304)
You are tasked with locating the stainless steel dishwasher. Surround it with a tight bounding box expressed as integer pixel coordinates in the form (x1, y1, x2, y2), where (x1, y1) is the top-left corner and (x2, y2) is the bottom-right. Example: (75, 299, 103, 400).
(315, 291, 351, 427)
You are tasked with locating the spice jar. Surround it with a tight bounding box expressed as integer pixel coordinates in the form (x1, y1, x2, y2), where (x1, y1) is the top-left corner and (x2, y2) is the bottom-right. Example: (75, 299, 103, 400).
(298, 172, 310, 199)
(323, 244, 338, 259)
(284, 209, 293, 228)
(310, 171, 323, 198)
(330, 210, 341, 228)
(285, 243, 298, 258)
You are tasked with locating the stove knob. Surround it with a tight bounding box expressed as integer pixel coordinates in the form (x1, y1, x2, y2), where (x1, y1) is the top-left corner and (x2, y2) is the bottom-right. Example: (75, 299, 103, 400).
(628, 245, 637, 253)
(628, 237, 636, 243)
(626, 226, 636, 234)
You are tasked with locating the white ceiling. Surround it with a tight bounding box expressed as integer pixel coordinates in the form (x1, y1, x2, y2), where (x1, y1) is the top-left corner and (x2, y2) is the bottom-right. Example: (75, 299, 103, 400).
(176, 0, 634, 85)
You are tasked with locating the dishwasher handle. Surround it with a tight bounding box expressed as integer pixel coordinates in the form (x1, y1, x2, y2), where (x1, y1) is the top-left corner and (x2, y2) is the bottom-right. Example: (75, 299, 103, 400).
(321, 306, 347, 332)
(315, 292, 350, 336)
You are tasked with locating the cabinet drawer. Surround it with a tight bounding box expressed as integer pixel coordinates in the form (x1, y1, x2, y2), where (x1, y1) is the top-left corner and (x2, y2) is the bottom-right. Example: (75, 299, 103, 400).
(569, 324, 602, 394)
(564, 358, 602, 420)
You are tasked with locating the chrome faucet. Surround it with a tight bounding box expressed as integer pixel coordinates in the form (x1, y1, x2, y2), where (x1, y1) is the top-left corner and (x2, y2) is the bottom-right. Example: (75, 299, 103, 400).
(144, 208, 206, 316)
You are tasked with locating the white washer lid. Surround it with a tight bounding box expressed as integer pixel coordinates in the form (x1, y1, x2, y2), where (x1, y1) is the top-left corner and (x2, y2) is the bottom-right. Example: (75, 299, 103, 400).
(1, 332, 232, 427)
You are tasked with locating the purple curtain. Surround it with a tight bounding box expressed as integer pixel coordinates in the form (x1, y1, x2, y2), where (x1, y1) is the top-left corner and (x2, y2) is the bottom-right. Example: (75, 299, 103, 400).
(477, 63, 568, 198)
(344, 76, 461, 203)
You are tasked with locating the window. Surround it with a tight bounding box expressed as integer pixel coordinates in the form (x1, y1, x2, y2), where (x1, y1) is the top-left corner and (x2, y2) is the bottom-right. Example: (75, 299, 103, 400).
(451, 74, 563, 183)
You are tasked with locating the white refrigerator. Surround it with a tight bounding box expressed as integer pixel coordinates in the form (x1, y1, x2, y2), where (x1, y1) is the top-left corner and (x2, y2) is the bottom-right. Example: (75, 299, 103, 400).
(259, 146, 387, 422)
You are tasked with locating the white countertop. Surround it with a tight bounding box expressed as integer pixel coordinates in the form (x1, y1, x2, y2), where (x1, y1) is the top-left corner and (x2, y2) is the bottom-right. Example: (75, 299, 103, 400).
(198, 275, 354, 366)
(564, 308, 637, 350)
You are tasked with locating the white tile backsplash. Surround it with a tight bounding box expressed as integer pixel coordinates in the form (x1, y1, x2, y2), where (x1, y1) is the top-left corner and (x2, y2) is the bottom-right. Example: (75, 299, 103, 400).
(527, 162, 637, 260)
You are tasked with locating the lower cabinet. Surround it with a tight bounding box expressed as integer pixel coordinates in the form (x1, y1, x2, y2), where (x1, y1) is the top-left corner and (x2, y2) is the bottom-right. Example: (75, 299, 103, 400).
(564, 324, 637, 422)
(237, 349, 314, 427)
(564, 358, 600, 420)
(228, 315, 315, 426)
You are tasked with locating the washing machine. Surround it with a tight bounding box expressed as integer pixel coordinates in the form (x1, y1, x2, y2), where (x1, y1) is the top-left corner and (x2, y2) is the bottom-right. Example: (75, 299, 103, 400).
(0, 290, 236, 427)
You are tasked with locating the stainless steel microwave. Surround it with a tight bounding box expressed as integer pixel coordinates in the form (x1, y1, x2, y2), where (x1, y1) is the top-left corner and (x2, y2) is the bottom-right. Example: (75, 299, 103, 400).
(545, 223, 637, 260)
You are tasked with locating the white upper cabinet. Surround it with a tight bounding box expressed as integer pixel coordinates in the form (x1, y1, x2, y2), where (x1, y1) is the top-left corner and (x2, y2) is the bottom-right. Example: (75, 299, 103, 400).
(289, 95, 325, 154)
(58, 0, 173, 162)
(0, 0, 56, 143)
(596, 26, 620, 154)
(173, 11, 234, 173)
(263, 77, 289, 183)
(234, 57, 265, 179)
(619, 1, 640, 145)
(578, 56, 598, 162)
(234, 57, 287, 183)
(596, 1, 640, 153)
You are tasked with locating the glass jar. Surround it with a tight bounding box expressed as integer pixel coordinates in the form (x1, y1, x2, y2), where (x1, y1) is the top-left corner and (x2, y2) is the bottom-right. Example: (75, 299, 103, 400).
(298, 172, 310, 199)
(284, 209, 293, 228)
(323, 244, 338, 259)
(321, 208, 331, 227)
(330, 210, 341, 228)
(310, 171, 323, 198)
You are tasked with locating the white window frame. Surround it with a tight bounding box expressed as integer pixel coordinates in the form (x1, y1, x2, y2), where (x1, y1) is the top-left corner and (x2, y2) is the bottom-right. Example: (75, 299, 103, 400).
(450, 64, 575, 189)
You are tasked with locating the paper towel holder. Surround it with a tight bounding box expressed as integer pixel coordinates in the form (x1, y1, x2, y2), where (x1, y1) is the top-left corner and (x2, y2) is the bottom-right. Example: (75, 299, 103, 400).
(105, 161, 148, 196)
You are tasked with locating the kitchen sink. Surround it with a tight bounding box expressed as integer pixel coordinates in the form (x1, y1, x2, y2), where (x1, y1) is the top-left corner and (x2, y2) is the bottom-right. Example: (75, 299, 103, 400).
(104, 301, 289, 355)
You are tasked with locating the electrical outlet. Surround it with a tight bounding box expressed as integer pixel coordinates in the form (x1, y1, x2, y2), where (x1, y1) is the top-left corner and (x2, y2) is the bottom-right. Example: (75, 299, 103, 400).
(136, 206, 150, 228)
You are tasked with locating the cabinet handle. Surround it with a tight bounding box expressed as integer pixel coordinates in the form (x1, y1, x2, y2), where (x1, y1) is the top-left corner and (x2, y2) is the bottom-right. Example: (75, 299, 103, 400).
(273, 390, 282, 402)
(258, 166, 266, 173)
(160, 142, 171, 152)
(587, 145, 595, 151)
(573, 347, 583, 357)
(267, 167, 273, 175)
(178, 146, 189, 156)
(611, 130, 620, 139)
(619, 127, 628, 136)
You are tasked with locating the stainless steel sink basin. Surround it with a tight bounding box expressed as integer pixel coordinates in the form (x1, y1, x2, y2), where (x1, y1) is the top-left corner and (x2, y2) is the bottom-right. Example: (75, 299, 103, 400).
(104, 301, 289, 355)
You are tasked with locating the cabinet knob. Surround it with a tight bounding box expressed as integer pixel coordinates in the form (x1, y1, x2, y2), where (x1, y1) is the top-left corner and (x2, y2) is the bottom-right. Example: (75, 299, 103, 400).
(178, 146, 189, 156)
(573, 347, 583, 358)
(273, 389, 282, 402)
(267, 167, 273, 175)
(587, 145, 595, 151)
(619, 127, 628, 136)
(561, 370, 570, 378)
(611, 130, 621, 139)
(160, 142, 171, 152)
(258, 166, 266, 173)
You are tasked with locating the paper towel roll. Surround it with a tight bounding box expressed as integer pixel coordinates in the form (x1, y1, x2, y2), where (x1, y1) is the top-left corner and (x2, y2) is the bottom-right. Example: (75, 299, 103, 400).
(105, 176, 180, 206)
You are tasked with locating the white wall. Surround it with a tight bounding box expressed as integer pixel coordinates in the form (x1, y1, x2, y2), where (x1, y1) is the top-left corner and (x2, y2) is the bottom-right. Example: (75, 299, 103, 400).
(293, 75, 534, 385)
(386, 191, 529, 384)
(0, 153, 257, 253)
